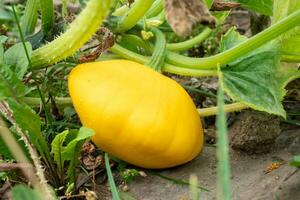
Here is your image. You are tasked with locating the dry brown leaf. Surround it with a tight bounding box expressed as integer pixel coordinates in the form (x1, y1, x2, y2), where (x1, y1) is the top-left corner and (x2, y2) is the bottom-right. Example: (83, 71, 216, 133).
(165, 0, 216, 37)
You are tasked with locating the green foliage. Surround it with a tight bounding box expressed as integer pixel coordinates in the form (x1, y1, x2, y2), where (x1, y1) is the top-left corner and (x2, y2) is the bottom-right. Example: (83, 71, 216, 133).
(4, 42, 32, 79)
(273, 0, 300, 61)
(219, 28, 300, 117)
(105, 153, 121, 200)
(39, 0, 54, 37)
(51, 130, 69, 176)
(216, 79, 231, 200)
(189, 175, 201, 200)
(51, 127, 94, 183)
(204, 0, 214, 9)
(119, 168, 140, 184)
(21, 0, 39, 35)
(11, 185, 40, 200)
(229, 0, 273, 16)
(0, 66, 29, 100)
(289, 156, 300, 167)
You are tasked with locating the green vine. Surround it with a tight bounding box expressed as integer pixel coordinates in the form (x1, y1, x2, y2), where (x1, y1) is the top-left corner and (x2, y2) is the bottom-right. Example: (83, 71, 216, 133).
(166, 9, 300, 69)
(31, 0, 112, 69)
(116, 0, 155, 32)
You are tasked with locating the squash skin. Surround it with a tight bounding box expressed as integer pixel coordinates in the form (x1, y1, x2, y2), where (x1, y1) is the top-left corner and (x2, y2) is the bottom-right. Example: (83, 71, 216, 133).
(68, 60, 203, 169)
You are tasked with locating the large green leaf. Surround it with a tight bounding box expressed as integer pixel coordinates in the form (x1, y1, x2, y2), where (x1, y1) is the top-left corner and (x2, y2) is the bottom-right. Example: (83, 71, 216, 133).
(219, 28, 300, 117)
(273, 0, 300, 61)
(5, 98, 51, 164)
(229, 0, 273, 16)
(4, 42, 32, 79)
(11, 185, 40, 200)
(0, 66, 29, 100)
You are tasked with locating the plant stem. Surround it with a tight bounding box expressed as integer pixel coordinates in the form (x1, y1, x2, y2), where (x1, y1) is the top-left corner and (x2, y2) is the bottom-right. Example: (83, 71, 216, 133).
(145, 0, 163, 18)
(24, 97, 73, 107)
(109, 43, 218, 76)
(116, 0, 155, 32)
(21, 0, 39, 35)
(31, 0, 112, 69)
(198, 102, 248, 117)
(112, 4, 129, 16)
(167, 28, 212, 51)
(147, 28, 167, 72)
(216, 84, 231, 200)
(39, 0, 54, 37)
(167, 9, 300, 69)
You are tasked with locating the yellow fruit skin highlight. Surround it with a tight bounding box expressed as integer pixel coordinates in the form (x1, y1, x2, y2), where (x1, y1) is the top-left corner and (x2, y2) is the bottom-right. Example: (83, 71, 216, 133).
(68, 60, 203, 169)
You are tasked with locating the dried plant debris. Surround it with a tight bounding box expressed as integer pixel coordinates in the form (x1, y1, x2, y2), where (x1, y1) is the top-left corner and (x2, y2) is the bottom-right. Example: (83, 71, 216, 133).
(211, 1, 240, 11)
(165, 0, 216, 37)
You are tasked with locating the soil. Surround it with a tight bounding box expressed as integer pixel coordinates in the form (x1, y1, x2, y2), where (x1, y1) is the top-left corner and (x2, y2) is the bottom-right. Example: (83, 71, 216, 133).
(126, 127, 300, 200)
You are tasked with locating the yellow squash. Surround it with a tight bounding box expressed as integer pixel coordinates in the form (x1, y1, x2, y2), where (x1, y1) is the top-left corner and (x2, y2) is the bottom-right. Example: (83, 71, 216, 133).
(68, 60, 203, 169)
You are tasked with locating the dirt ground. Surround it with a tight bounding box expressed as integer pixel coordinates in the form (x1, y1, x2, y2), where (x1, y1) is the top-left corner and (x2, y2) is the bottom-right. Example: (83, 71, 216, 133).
(127, 128, 300, 200)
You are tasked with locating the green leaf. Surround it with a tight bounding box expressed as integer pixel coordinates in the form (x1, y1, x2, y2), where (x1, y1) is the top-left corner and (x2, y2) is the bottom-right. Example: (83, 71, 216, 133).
(51, 130, 70, 175)
(0, 36, 7, 65)
(230, 0, 273, 16)
(219, 28, 300, 117)
(4, 42, 32, 79)
(5, 98, 52, 165)
(6, 99, 41, 142)
(204, 0, 214, 9)
(289, 156, 300, 167)
(273, 0, 300, 61)
(0, 65, 29, 100)
(11, 185, 40, 200)
(0, 10, 13, 21)
(62, 127, 94, 183)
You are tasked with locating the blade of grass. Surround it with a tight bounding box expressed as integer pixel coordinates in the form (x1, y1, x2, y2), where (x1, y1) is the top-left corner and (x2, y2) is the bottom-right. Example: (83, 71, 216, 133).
(150, 171, 210, 192)
(12, 5, 32, 68)
(105, 153, 121, 200)
(216, 73, 231, 200)
(190, 175, 201, 200)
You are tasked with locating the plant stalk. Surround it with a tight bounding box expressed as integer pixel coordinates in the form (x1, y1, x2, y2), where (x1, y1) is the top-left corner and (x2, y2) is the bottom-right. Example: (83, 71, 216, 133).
(167, 9, 300, 69)
(109, 43, 218, 76)
(116, 0, 155, 32)
(167, 28, 212, 51)
(31, 0, 112, 69)
(198, 102, 248, 117)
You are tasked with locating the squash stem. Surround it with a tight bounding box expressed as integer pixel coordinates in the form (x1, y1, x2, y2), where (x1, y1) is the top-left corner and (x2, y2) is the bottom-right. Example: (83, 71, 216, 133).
(147, 28, 167, 72)
(145, 0, 164, 18)
(198, 102, 248, 117)
(116, 0, 155, 32)
(31, 0, 112, 69)
(167, 28, 212, 51)
(166, 9, 300, 69)
(109, 43, 218, 76)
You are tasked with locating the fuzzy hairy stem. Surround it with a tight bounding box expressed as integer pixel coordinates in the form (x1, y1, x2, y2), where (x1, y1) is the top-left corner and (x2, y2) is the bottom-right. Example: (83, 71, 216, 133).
(0, 102, 55, 200)
(31, 0, 112, 69)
